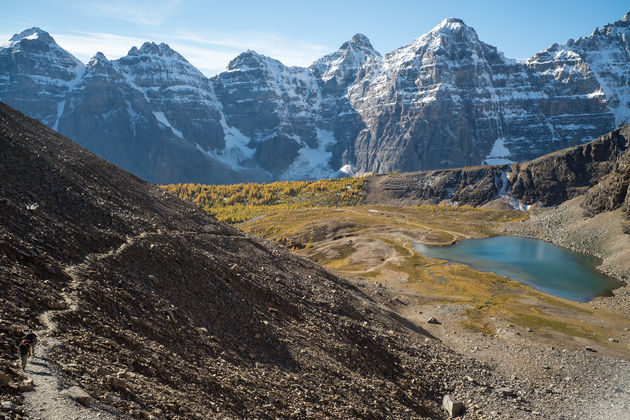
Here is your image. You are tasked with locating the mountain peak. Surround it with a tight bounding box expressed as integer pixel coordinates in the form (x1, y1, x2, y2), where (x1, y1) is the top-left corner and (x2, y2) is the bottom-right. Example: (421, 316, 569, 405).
(227, 50, 278, 71)
(345, 33, 375, 50)
(127, 42, 187, 61)
(431, 17, 469, 34)
(8, 27, 55, 45)
(406, 16, 479, 51)
(623, 10, 630, 22)
(87, 52, 109, 68)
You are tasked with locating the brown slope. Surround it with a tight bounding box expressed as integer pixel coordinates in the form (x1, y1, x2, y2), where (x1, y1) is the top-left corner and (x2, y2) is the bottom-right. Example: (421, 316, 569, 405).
(365, 124, 630, 216)
(0, 102, 477, 418)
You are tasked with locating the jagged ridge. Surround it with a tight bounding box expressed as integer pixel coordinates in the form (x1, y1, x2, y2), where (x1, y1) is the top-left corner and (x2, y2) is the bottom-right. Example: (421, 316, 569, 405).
(1, 12, 629, 184)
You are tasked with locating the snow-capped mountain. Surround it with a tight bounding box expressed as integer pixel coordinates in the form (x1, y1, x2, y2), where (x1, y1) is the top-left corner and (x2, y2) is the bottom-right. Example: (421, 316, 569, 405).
(1, 12, 629, 184)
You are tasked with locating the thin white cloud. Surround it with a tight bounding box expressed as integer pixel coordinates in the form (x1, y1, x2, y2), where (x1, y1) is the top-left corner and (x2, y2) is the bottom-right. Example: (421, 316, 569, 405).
(46, 31, 240, 76)
(168, 43, 239, 75)
(173, 30, 331, 68)
(4, 28, 335, 77)
(77, 0, 182, 26)
(54, 32, 147, 61)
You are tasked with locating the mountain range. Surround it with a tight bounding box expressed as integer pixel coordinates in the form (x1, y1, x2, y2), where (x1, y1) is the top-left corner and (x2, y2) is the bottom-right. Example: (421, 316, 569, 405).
(1, 12, 629, 184)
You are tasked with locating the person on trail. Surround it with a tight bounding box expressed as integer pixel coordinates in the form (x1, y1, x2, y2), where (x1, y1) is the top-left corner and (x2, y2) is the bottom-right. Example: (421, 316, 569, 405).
(25, 331, 37, 357)
(18, 338, 30, 370)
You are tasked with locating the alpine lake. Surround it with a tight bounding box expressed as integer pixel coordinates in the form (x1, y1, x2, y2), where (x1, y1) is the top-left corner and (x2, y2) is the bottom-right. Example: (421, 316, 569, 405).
(413, 236, 622, 302)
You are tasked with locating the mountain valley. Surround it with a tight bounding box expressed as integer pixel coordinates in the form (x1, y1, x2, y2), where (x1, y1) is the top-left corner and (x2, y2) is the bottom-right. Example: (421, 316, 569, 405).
(2, 8, 630, 420)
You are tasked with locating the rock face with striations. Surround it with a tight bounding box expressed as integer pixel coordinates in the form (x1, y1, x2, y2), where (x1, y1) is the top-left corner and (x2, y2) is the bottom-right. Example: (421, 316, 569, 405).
(364, 124, 630, 219)
(1, 12, 630, 184)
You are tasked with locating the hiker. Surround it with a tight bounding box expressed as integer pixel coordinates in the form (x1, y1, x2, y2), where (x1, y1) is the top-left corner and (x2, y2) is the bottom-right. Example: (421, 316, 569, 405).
(18, 338, 30, 370)
(25, 331, 37, 357)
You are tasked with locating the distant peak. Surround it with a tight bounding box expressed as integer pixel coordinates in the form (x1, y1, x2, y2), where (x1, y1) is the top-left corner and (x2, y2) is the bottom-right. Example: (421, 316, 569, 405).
(9, 27, 55, 45)
(93, 52, 108, 61)
(348, 33, 374, 49)
(432, 17, 468, 33)
(87, 52, 109, 67)
(227, 50, 276, 70)
(127, 42, 187, 61)
(623, 10, 630, 22)
(408, 17, 479, 48)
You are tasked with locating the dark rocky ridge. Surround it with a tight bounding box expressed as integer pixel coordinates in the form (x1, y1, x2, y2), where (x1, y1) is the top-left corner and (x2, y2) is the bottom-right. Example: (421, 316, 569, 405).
(0, 101, 533, 418)
(1, 13, 629, 184)
(365, 124, 630, 220)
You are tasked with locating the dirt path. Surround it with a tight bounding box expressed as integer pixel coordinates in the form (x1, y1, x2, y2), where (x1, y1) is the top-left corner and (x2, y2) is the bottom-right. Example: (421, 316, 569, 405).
(343, 207, 472, 241)
(22, 233, 149, 419)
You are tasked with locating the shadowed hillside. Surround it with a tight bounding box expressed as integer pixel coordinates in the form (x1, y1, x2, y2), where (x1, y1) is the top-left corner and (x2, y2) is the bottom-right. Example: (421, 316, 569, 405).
(0, 101, 500, 418)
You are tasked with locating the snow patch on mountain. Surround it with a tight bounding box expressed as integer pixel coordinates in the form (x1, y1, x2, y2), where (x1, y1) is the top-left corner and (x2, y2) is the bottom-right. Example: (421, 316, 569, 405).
(153, 111, 183, 139)
(338, 164, 359, 177)
(485, 138, 515, 165)
(279, 129, 337, 180)
(196, 115, 255, 171)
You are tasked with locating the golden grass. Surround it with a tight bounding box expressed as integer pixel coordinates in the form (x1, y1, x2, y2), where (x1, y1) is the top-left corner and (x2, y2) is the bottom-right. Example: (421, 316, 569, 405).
(240, 204, 630, 345)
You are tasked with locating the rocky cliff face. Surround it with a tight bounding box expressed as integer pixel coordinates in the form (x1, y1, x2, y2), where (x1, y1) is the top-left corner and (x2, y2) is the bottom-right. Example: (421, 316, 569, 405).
(364, 124, 630, 220)
(1, 12, 629, 184)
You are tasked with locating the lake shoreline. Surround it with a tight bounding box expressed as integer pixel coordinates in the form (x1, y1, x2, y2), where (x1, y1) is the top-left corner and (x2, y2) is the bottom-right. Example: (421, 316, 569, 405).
(413, 236, 622, 303)
(505, 196, 630, 315)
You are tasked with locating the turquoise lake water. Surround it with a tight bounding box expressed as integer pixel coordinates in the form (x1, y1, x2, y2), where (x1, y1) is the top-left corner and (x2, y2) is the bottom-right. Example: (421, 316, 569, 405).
(413, 236, 621, 302)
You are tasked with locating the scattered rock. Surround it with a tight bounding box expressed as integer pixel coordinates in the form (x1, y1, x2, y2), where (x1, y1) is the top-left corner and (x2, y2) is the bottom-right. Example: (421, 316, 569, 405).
(585, 346, 597, 352)
(105, 393, 121, 404)
(427, 317, 441, 324)
(95, 366, 108, 376)
(1, 400, 18, 412)
(49, 300, 67, 310)
(497, 387, 516, 398)
(0, 373, 11, 387)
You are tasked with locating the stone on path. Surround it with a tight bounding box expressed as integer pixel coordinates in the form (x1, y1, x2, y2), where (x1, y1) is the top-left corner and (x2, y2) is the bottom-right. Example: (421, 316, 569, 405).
(62, 386, 92, 407)
(18, 378, 35, 391)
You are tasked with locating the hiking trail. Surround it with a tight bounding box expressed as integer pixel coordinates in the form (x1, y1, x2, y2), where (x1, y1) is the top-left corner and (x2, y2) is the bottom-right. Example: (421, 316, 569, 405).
(22, 233, 149, 419)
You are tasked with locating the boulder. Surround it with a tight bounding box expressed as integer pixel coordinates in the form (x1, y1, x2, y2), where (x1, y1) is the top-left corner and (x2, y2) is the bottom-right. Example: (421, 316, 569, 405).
(427, 317, 441, 324)
(442, 394, 464, 417)
(62, 386, 92, 406)
(106, 375, 126, 390)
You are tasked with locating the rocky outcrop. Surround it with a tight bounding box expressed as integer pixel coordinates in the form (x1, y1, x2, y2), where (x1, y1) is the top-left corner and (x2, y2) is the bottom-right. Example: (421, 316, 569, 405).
(1, 12, 629, 184)
(365, 124, 630, 218)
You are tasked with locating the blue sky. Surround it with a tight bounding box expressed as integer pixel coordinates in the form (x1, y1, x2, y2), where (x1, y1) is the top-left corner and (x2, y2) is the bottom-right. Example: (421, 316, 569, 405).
(1, 0, 628, 76)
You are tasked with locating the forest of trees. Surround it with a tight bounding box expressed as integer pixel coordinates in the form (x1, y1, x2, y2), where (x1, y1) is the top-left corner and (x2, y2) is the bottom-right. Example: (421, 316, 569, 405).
(161, 177, 367, 223)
